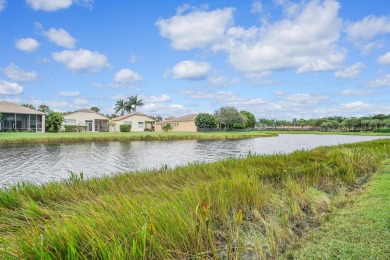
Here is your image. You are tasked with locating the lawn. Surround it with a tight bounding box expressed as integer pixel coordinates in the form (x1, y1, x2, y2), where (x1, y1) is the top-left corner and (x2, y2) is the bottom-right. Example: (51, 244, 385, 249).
(0, 131, 276, 144)
(287, 159, 390, 259)
(263, 130, 390, 136)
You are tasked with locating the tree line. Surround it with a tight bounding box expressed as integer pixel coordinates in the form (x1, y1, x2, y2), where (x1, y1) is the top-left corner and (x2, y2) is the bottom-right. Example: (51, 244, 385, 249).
(258, 114, 390, 132)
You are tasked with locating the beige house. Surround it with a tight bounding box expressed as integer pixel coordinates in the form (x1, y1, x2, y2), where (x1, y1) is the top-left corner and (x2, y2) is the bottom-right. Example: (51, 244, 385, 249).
(155, 114, 198, 132)
(110, 112, 155, 132)
(0, 101, 45, 132)
(63, 109, 109, 132)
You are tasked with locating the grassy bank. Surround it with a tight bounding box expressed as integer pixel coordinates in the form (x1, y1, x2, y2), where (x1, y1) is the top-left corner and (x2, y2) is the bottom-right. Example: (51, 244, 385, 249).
(0, 131, 276, 144)
(263, 130, 390, 136)
(289, 159, 390, 259)
(1, 140, 389, 259)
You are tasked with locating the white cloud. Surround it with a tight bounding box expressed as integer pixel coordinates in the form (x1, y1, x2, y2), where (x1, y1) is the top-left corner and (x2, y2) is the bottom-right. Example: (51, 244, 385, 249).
(334, 62, 365, 78)
(377, 52, 390, 64)
(251, 1, 262, 14)
(44, 28, 76, 48)
(347, 15, 390, 41)
(143, 94, 171, 102)
(0, 80, 24, 94)
(367, 74, 390, 88)
(0, 0, 7, 12)
(172, 60, 211, 80)
(52, 49, 109, 72)
(73, 98, 88, 106)
(2, 64, 38, 82)
(156, 8, 234, 50)
(285, 93, 328, 104)
(57, 91, 80, 97)
(141, 103, 193, 116)
(15, 38, 39, 52)
(26, 0, 73, 11)
(223, 0, 345, 74)
(341, 89, 372, 96)
(114, 69, 142, 84)
(340, 101, 369, 110)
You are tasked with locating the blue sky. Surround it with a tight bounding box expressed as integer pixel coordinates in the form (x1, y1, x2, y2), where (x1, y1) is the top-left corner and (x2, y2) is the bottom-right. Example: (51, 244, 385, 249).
(0, 0, 389, 119)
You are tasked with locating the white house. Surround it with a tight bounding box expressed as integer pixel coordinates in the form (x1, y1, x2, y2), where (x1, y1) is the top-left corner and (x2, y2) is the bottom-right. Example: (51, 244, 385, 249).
(0, 101, 45, 132)
(63, 109, 109, 132)
(110, 112, 155, 132)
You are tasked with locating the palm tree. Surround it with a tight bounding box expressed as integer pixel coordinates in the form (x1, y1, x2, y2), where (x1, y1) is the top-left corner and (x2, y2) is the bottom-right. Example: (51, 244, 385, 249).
(23, 104, 36, 110)
(114, 99, 126, 116)
(126, 95, 144, 112)
(38, 104, 51, 114)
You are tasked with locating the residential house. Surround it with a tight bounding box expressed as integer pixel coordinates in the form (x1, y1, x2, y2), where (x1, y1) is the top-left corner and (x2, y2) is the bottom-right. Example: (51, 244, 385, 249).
(110, 112, 155, 132)
(155, 114, 198, 132)
(63, 109, 109, 132)
(0, 101, 45, 132)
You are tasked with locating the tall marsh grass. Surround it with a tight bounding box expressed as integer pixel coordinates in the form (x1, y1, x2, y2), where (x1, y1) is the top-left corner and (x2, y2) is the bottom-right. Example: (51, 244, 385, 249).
(0, 140, 389, 259)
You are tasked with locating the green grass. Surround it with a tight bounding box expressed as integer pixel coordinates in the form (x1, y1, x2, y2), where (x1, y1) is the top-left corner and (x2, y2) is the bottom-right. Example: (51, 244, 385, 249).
(286, 159, 390, 259)
(0, 140, 389, 259)
(0, 131, 276, 144)
(263, 130, 390, 136)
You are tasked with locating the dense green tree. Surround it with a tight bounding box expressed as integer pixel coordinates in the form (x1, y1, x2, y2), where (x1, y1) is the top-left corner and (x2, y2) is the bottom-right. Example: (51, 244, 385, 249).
(240, 111, 256, 128)
(341, 118, 361, 131)
(195, 113, 217, 129)
(150, 115, 163, 122)
(23, 104, 36, 110)
(115, 99, 126, 115)
(46, 112, 64, 133)
(90, 106, 100, 113)
(215, 106, 245, 129)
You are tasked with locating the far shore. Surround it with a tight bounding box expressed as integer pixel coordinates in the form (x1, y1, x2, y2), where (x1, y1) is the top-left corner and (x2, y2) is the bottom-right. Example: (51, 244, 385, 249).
(0, 131, 277, 144)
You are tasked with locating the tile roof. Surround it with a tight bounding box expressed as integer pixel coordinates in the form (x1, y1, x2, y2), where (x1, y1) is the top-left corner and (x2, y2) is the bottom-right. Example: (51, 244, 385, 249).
(112, 112, 155, 121)
(0, 101, 45, 115)
(158, 114, 198, 123)
(64, 109, 109, 118)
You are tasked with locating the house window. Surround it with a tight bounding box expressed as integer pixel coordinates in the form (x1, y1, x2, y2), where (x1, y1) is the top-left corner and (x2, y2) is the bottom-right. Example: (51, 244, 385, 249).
(172, 122, 179, 128)
(138, 122, 144, 129)
(64, 119, 76, 125)
(123, 121, 132, 125)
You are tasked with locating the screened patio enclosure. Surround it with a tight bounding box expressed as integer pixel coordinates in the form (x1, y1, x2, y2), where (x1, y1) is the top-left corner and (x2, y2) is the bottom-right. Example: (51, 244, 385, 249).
(1, 113, 44, 132)
(0, 101, 46, 132)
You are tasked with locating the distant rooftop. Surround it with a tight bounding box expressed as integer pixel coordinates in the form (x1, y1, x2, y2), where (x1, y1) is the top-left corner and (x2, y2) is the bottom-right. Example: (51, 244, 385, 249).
(112, 112, 154, 121)
(0, 101, 45, 115)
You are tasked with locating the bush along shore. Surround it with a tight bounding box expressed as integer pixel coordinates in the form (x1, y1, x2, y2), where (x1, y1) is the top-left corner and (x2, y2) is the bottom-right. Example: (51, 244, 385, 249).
(0, 131, 276, 144)
(0, 140, 389, 259)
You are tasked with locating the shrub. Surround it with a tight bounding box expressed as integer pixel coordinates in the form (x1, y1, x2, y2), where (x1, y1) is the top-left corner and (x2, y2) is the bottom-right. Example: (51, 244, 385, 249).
(162, 122, 172, 132)
(120, 124, 131, 132)
(64, 125, 87, 132)
(373, 128, 390, 133)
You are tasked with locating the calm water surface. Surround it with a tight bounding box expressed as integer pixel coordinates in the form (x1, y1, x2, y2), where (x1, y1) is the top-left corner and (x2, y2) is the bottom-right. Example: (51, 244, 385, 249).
(0, 134, 388, 188)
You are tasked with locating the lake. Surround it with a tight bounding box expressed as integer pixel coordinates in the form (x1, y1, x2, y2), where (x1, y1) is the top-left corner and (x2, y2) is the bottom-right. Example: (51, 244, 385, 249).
(0, 134, 388, 188)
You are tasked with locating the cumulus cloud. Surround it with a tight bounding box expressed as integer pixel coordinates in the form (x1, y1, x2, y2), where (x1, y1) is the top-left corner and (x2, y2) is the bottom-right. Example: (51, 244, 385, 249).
(377, 52, 390, 64)
(367, 74, 390, 88)
(334, 62, 365, 78)
(26, 0, 73, 11)
(73, 98, 89, 106)
(347, 15, 390, 41)
(57, 91, 80, 97)
(172, 60, 211, 80)
(340, 101, 369, 109)
(0, 0, 6, 12)
(52, 49, 109, 72)
(141, 103, 192, 116)
(251, 1, 262, 14)
(15, 38, 39, 52)
(114, 69, 142, 84)
(224, 0, 345, 74)
(156, 8, 234, 50)
(0, 80, 24, 94)
(143, 94, 171, 102)
(2, 64, 38, 82)
(341, 89, 372, 96)
(44, 28, 76, 48)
